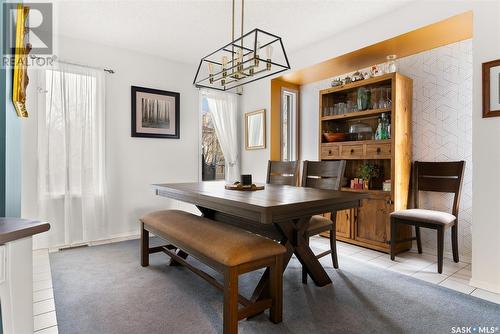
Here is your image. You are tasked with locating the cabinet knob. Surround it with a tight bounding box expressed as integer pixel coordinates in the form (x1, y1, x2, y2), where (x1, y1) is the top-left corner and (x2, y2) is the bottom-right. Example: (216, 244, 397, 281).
(328, 150, 332, 155)
(377, 147, 381, 153)
(350, 149, 354, 154)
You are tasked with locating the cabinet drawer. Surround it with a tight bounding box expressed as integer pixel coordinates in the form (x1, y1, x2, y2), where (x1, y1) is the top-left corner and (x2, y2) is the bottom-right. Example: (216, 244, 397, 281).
(366, 143, 391, 158)
(341, 145, 364, 158)
(321, 145, 340, 159)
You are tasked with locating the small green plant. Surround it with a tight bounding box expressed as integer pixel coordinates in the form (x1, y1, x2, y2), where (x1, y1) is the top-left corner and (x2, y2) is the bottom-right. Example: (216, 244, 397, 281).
(358, 163, 380, 182)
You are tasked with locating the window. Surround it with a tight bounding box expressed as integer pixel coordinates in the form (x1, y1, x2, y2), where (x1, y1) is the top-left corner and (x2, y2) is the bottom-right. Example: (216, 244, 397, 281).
(201, 97, 225, 181)
(281, 88, 298, 161)
(40, 66, 105, 197)
(37, 64, 106, 246)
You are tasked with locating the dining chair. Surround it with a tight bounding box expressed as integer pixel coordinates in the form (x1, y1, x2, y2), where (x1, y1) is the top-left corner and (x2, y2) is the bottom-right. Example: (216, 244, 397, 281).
(301, 160, 346, 283)
(390, 161, 465, 273)
(266, 160, 300, 186)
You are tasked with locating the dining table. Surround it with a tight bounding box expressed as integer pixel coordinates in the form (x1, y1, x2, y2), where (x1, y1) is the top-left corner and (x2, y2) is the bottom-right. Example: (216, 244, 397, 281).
(153, 181, 366, 302)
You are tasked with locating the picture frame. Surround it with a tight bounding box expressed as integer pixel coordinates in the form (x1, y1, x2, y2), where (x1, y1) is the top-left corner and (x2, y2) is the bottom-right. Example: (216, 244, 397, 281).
(245, 109, 266, 150)
(482, 59, 500, 118)
(131, 86, 180, 138)
(12, 4, 30, 118)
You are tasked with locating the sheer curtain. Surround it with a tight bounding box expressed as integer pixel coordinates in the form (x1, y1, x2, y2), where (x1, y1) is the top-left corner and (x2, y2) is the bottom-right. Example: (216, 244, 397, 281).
(37, 63, 107, 247)
(201, 89, 240, 183)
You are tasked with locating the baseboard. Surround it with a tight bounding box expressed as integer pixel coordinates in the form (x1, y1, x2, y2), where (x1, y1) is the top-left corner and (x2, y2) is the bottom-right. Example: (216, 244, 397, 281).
(46, 231, 141, 253)
(469, 278, 500, 294)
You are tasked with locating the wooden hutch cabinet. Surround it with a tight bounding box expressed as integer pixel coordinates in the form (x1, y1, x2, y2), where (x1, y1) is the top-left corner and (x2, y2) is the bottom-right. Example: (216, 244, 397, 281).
(319, 73, 413, 253)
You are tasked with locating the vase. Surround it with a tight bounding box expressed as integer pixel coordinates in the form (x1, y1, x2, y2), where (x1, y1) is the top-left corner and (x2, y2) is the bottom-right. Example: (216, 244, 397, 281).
(363, 180, 369, 190)
(357, 87, 370, 111)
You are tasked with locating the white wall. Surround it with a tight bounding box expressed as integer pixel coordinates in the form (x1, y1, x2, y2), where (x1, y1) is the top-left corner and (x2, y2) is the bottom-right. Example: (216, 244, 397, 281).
(22, 36, 200, 248)
(240, 1, 500, 293)
(240, 79, 271, 182)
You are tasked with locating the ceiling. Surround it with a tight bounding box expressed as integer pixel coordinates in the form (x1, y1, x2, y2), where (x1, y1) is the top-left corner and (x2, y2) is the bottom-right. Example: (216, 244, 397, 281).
(52, 0, 412, 65)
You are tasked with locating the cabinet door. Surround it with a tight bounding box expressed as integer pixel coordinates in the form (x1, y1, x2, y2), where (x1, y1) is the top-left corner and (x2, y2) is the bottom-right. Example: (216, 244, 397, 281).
(335, 209, 351, 238)
(354, 196, 392, 248)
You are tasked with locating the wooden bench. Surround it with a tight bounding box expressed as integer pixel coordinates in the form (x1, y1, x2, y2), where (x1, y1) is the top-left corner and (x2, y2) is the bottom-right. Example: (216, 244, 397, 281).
(140, 210, 286, 334)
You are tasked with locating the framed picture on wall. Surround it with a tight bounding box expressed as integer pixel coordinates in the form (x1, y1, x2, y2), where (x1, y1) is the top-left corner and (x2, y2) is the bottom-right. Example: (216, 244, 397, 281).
(482, 59, 500, 118)
(131, 86, 180, 138)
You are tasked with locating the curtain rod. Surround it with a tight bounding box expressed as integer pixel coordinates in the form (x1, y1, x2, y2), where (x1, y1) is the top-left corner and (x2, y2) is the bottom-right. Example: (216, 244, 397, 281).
(30, 55, 115, 74)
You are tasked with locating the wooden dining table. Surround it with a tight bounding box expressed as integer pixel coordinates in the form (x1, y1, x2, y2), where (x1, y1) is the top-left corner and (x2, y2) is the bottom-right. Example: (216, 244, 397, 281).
(153, 181, 366, 302)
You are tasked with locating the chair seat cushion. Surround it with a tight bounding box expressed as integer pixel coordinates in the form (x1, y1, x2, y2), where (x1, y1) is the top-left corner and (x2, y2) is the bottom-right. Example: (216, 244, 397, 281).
(308, 215, 333, 233)
(391, 209, 456, 226)
(141, 210, 286, 267)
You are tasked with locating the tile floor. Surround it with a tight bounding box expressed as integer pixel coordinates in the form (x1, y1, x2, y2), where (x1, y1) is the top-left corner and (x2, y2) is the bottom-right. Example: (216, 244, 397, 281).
(31, 237, 500, 333)
(311, 237, 500, 304)
(33, 249, 58, 334)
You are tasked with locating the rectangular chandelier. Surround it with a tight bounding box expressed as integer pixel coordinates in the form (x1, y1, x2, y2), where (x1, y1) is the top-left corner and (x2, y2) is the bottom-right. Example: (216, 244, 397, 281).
(193, 28, 291, 91)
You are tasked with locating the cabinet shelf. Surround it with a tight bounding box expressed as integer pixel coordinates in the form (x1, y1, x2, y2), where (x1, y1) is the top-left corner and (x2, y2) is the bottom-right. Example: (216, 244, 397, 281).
(321, 108, 391, 121)
(319, 73, 395, 95)
(319, 72, 413, 254)
(322, 139, 391, 146)
(340, 187, 390, 195)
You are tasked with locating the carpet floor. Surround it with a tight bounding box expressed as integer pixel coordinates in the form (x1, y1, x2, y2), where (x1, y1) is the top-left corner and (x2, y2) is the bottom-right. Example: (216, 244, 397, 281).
(50, 239, 500, 334)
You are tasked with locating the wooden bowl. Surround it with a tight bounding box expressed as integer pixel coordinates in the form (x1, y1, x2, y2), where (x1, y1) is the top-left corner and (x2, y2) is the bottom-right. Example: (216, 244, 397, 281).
(323, 132, 347, 142)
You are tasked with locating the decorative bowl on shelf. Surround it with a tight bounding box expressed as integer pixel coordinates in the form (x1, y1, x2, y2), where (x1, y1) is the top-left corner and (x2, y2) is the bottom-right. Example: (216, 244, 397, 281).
(323, 132, 348, 142)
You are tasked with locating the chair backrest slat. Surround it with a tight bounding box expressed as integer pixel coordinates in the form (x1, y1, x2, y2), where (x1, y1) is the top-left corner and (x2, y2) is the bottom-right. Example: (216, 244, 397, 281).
(266, 160, 300, 186)
(414, 161, 465, 217)
(301, 160, 346, 191)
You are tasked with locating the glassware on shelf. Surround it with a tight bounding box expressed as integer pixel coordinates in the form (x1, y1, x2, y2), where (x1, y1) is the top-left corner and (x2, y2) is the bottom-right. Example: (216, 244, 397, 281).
(349, 121, 374, 141)
(370, 87, 379, 109)
(347, 92, 357, 112)
(323, 106, 329, 117)
(346, 100, 354, 113)
(375, 86, 391, 109)
(386, 55, 397, 73)
(357, 87, 370, 111)
(333, 104, 339, 115)
(385, 87, 392, 109)
(339, 102, 347, 115)
(378, 90, 387, 109)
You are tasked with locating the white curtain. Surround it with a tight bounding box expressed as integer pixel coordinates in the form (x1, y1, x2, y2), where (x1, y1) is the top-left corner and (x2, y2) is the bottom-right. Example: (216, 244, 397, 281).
(201, 89, 240, 183)
(37, 63, 106, 247)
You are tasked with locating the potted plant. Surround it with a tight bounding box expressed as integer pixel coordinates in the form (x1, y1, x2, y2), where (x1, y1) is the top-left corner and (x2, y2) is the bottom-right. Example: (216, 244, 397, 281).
(358, 163, 380, 190)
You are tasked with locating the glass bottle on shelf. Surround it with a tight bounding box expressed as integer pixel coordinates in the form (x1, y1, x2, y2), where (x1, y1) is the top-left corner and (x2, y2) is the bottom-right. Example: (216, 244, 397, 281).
(375, 113, 390, 140)
(375, 117, 382, 140)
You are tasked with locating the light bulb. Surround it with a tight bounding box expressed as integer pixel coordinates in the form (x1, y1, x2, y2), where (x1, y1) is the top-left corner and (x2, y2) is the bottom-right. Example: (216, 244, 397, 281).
(266, 45, 273, 60)
(208, 63, 214, 84)
(266, 45, 273, 70)
(236, 49, 243, 74)
(237, 49, 243, 62)
(254, 42, 260, 66)
(221, 56, 228, 78)
(248, 51, 254, 76)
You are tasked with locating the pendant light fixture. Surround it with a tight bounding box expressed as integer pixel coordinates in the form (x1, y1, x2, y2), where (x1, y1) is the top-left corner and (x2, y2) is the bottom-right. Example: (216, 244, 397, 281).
(193, 0, 290, 92)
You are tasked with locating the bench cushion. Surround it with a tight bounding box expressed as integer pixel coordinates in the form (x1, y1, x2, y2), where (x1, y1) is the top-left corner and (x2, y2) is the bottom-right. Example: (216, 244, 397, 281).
(391, 209, 456, 226)
(141, 210, 286, 267)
